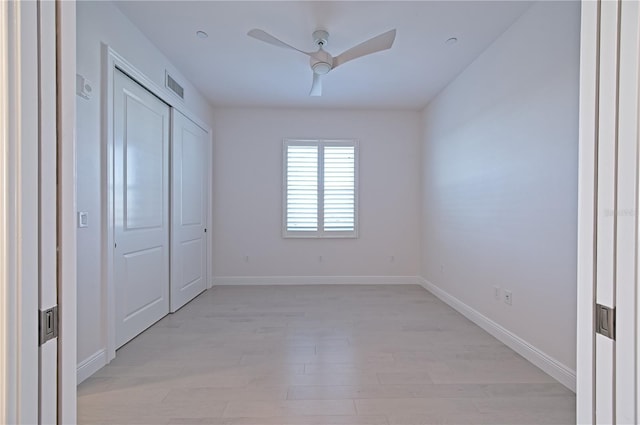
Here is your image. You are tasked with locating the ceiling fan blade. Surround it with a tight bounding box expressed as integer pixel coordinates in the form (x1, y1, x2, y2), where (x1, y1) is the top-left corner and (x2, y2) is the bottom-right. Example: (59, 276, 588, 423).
(309, 73, 322, 96)
(333, 29, 396, 68)
(247, 29, 311, 56)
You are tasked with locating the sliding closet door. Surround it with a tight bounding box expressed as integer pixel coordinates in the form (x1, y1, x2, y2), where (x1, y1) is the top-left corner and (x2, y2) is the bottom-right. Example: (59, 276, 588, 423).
(170, 110, 209, 312)
(113, 69, 170, 348)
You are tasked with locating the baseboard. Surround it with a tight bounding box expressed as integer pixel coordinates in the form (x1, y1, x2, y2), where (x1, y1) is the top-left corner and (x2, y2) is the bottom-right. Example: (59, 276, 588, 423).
(419, 278, 576, 392)
(77, 349, 107, 384)
(213, 275, 422, 286)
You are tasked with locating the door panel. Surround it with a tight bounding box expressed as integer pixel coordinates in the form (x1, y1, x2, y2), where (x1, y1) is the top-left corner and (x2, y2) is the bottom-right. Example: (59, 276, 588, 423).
(114, 69, 170, 348)
(170, 110, 208, 312)
(123, 247, 165, 320)
(615, 0, 640, 422)
(594, 1, 619, 422)
(124, 97, 166, 229)
(38, 0, 57, 422)
(585, 1, 640, 423)
(1, 2, 40, 422)
(180, 239, 203, 290)
(180, 134, 204, 225)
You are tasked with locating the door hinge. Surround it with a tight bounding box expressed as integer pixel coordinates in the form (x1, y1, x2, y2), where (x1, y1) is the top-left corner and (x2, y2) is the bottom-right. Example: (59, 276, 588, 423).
(596, 303, 615, 340)
(39, 305, 59, 346)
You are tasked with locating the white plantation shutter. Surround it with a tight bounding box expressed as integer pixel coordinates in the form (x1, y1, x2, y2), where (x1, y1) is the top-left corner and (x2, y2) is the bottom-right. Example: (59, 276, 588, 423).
(286, 145, 318, 232)
(323, 145, 355, 232)
(284, 140, 358, 238)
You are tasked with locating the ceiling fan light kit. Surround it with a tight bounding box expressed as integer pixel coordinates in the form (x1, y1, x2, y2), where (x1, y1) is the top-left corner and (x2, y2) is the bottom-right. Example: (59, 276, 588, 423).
(312, 61, 332, 75)
(310, 47, 333, 75)
(247, 27, 397, 97)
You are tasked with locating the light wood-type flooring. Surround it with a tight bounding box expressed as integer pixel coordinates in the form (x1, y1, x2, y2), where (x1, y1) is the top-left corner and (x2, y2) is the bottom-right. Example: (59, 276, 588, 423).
(78, 285, 575, 424)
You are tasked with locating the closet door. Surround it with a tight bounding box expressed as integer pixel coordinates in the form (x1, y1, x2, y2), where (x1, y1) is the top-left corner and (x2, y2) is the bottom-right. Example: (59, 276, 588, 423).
(170, 110, 209, 312)
(114, 69, 170, 348)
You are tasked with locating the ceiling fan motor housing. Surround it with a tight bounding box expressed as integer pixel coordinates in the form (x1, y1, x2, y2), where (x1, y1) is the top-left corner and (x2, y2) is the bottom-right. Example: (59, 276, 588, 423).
(310, 48, 333, 74)
(312, 30, 329, 47)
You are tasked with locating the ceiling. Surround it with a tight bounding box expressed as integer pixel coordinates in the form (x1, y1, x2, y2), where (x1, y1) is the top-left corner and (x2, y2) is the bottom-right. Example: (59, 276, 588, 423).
(115, 1, 533, 110)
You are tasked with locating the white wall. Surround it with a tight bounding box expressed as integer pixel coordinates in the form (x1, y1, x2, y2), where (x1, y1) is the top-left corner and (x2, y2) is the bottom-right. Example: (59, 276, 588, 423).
(421, 0, 579, 373)
(212, 108, 421, 282)
(76, 0, 214, 376)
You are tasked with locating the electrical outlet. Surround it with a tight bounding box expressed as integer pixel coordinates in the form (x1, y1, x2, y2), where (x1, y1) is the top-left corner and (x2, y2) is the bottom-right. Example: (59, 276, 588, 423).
(504, 290, 513, 305)
(493, 286, 501, 301)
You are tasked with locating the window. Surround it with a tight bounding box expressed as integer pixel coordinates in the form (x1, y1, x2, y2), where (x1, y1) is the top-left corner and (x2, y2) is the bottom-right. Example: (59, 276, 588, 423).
(283, 139, 358, 238)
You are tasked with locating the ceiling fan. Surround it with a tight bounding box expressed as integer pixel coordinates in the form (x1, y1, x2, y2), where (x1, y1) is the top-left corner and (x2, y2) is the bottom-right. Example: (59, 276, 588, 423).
(247, 28, 397, 97)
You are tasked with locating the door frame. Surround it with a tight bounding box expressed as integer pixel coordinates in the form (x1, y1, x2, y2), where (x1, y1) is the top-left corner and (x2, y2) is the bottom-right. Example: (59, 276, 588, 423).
(103, 46, 212, 362)
(0, 0, 625, 422)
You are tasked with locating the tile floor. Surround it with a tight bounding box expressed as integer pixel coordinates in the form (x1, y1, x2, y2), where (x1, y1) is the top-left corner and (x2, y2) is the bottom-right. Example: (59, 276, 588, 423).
(78, 285, 575, 424)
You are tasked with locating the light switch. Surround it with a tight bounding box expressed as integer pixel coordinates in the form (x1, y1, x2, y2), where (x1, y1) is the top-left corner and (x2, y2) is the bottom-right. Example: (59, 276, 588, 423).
(78, 211, 89, 228)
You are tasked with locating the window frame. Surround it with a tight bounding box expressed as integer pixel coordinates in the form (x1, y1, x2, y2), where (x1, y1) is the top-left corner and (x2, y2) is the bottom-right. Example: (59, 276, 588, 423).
(282, 138, 359, 239)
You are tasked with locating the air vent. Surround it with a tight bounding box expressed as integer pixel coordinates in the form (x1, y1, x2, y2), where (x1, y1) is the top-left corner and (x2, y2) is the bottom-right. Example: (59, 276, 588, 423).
(165, 72, 184, 100)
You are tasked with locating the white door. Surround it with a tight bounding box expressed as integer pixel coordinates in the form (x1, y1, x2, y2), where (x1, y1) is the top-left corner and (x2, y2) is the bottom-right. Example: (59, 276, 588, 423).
(1, 1, 45, 423)
(613, 0, 639, 422)
(38, 0, 58, 422)
(578, 0, 640, 423)
(593, 0, 618, 422)
(170, 110, 209, 312)
(114, 69, 171, 348)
